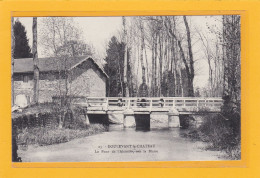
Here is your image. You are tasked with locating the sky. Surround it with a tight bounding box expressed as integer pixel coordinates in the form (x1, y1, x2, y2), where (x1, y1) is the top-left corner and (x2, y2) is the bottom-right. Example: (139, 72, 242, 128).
(15, 17, 122, 58)
(15, 16, 222, 88)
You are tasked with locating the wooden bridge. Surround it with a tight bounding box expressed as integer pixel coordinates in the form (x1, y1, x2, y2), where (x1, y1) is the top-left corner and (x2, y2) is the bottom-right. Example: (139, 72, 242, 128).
(72, 97, 223, 128)
(73, 97, 223, 114)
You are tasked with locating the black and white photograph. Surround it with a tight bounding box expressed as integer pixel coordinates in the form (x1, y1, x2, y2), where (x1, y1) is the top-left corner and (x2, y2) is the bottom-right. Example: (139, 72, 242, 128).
(11, 15, 241, 162)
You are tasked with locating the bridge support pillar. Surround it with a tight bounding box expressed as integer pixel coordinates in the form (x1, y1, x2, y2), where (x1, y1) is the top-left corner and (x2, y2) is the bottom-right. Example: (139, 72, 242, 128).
(108, 113, 124, 124)
(168, 108, 180, 128)
(85, 114, 90, 126)
(123, 109, 135, 127)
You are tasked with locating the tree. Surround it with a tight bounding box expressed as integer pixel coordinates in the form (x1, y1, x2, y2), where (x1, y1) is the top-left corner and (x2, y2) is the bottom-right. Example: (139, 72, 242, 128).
(221, 15, 241, 151)
(196, 17, 224, 97)
(65, 40, 93, 57)
(136, 17, 149, 97)
(40, 17, 93, 128)
(198, 15, 240, 99)
(109, 16, 229, 98)
(13, 20, 32, 58)
(104, 36, 125, 97)
(163, 16, 195, 96)
(122, 17, 130, 97)
(32, 17, 39, 104)
(137, 18, 146, 84)
(197, 30, 214, 96)
(222, 15, 241, 104)
(182, 16, 195, 96)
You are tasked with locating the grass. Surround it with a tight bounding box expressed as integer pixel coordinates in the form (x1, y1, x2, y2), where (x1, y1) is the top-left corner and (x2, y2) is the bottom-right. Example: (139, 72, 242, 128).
(17, 124, 108, 146)
(13, 103, 109, 147)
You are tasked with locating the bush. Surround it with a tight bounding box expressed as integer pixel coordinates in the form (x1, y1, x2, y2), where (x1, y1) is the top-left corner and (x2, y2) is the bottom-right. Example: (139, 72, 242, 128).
(50, 106, 90, 129)
(17, 124, 108, 146)
(195, 113, 241, 160)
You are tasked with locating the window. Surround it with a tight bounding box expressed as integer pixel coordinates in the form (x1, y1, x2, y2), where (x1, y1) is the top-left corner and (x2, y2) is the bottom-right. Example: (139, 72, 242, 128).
(23, 75, 29, 83)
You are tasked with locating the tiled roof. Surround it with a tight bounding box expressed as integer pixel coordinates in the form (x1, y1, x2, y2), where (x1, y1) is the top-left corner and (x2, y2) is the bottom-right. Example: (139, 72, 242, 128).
(13, 56, 108, 78)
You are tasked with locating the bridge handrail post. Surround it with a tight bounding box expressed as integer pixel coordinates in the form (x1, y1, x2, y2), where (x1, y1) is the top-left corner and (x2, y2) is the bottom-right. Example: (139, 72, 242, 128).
(105, 98, 108, 111)
(150, 99, 152, 112)
(86, 97, 90, 107)
(172, 99, 175, 109)
(127, 98, 130, 109)
(197, 99, 199, 112)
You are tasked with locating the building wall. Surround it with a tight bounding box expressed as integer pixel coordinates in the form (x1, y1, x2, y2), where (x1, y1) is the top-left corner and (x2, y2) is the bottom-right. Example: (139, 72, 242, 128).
(70, 59, 106, 97)
(13, 80, 34, 103)
(39, 79, 65, 103)
(13, 78, 66, 103)
(13, 59, 107, 104)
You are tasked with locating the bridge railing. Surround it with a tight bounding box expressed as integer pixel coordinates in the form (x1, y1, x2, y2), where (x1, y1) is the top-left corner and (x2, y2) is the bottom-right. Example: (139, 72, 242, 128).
(73, 97, 223, 112)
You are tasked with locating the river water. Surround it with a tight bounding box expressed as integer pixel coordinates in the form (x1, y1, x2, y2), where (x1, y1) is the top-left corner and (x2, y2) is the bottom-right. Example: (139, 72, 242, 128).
(18, 124, 225, 162)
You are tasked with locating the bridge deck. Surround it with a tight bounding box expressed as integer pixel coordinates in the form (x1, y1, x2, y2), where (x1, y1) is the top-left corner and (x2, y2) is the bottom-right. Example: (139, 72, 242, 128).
(71, 97, 223, 114)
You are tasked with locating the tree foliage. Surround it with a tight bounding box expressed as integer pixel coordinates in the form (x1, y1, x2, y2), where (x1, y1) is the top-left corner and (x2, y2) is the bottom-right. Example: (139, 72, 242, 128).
(129, 16, 195, 97)
(13, 20, 32, 58)
(222, 15, 241, 104)
(104, 36, 125, 97)
(104, 15, 240, 99)
(104, 16, 197, 97)
(40, 17, 93, 57)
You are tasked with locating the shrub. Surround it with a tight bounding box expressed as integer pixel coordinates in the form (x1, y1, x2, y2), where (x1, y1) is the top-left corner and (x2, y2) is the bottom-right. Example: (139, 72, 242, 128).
(196, 113, 241, 159)
(17, 124, 108, 146)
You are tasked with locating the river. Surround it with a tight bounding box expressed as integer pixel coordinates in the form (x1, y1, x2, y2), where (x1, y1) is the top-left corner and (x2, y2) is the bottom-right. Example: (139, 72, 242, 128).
(18, 124, 226, 162)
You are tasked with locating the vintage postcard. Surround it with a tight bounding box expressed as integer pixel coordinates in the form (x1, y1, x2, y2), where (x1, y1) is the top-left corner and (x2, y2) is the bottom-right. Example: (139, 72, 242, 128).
(2, 0, 260, 177)
(11, 15, 241, 163)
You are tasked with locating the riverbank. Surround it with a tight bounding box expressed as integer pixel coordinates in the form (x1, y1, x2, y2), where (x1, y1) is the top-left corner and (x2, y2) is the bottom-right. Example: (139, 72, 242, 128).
(17, 124, 108, 148)
(182, 113, 241, 160)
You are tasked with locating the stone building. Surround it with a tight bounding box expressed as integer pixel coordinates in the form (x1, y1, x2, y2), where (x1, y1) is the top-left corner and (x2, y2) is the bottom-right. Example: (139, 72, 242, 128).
(13, 56, 108, 105)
